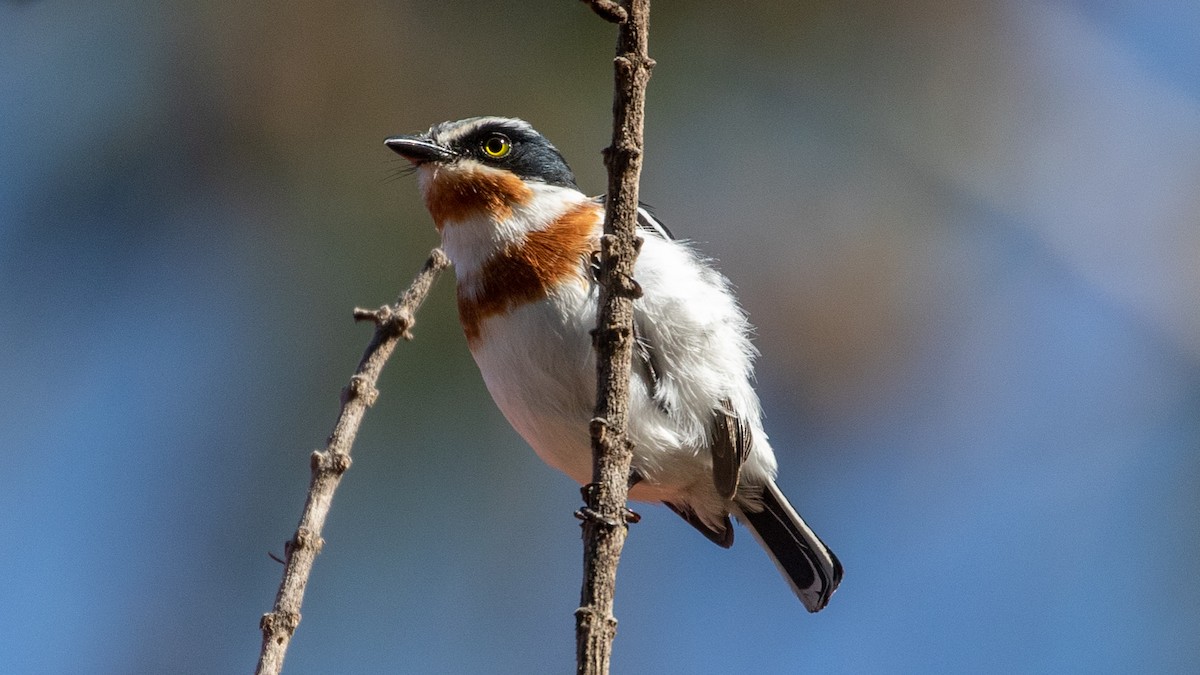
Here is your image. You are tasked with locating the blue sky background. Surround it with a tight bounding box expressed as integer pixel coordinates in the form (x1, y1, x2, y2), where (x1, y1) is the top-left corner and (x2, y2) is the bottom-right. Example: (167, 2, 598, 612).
(2, 1, 1198, 673)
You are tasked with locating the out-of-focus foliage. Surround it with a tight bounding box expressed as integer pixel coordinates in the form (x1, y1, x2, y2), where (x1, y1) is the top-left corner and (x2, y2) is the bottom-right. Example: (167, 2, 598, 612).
(2, 1, 1197, 672)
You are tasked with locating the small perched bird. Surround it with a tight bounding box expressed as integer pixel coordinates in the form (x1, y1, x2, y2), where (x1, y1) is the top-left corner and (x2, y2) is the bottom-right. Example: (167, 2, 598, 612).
(386, 117, 842, 612)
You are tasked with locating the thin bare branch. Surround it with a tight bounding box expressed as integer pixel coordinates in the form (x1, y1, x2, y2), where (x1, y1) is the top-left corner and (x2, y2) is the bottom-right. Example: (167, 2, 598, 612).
(576, 1, 654, 673)
(580, 0, 628, 23)
(256, 248, 450, 675)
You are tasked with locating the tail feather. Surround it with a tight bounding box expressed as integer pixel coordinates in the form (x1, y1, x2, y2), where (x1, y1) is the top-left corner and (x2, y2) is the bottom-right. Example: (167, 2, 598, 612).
(738, 481, 842, 612)
(665, 501, 734, 548)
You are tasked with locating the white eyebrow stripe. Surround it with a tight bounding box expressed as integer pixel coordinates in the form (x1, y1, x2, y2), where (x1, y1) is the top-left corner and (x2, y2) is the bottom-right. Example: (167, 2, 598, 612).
(431, 117, 536, 145)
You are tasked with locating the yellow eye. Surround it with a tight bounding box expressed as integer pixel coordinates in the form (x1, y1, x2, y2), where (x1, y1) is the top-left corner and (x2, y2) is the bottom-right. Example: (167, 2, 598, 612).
(482, 134, 511, 158)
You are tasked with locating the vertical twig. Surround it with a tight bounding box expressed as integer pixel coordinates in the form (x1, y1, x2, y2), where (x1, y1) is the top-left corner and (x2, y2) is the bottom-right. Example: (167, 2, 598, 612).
(255, 249, 450, 675)
(575, 2, 654, 674)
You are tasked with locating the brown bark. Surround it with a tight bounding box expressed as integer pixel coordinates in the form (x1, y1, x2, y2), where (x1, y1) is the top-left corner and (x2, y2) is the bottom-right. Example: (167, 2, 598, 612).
(575, 2, 655, 674)
(255, 249, 450, 675)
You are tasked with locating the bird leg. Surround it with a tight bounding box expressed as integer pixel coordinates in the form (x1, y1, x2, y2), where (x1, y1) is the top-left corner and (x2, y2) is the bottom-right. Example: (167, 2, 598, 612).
(574, 469, 643, 525)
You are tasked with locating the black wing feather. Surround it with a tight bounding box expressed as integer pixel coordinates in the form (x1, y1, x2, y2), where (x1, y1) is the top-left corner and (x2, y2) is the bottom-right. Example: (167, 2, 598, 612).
(591, 195, 675, 239)
(665, 501, 733, 548)
(710, 399, 752, 500)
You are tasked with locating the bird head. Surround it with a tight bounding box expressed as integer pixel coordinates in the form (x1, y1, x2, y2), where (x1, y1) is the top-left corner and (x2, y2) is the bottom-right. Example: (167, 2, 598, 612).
(385, 117, 579, 231)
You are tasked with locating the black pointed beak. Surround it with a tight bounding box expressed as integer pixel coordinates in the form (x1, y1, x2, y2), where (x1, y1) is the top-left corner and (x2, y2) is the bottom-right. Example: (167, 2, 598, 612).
(384, 135, 455, 164)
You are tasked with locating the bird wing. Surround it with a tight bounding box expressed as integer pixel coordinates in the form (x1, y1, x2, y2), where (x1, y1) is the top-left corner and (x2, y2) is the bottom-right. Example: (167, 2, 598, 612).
(664, 501, 733, 548)
(635, 205, 674, 240)
(710, 398, 753, 500)
(632, 312, 749, 498)
(624, 227, 762, 504)
(592, 194, 760, 505)
(590, 196, 676, 240)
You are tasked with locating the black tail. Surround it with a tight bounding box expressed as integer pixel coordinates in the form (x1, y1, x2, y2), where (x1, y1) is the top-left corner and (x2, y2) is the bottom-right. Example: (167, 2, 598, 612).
(739, 481, 843, 612)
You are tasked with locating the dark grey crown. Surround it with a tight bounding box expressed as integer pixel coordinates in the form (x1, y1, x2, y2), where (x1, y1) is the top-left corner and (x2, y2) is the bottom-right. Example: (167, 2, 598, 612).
(427, 117, 578, 189)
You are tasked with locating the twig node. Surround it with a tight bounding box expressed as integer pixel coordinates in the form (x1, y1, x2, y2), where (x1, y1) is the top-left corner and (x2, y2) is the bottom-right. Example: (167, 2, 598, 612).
(293, 527, 325, 554)
(260, 610, 302, 637)
(580, 0, 627, 23)
(345, 375, 380, 406)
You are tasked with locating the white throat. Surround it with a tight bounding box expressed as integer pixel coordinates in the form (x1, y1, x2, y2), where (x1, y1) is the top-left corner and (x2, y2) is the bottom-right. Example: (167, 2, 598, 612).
(435, 181, 592, 277)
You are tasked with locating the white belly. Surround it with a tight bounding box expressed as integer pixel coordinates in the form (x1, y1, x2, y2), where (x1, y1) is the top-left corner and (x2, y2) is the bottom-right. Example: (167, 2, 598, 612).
(464, 282, 731, 508)
(468, 284, 599, 485)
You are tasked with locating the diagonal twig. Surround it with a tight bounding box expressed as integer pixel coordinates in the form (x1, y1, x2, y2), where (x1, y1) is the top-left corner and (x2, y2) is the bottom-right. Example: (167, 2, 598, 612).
(255, 248, 450, 675)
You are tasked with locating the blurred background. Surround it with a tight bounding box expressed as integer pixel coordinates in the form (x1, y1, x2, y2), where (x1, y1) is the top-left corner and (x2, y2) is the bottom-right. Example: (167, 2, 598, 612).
(2, 1, 1198, 672)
